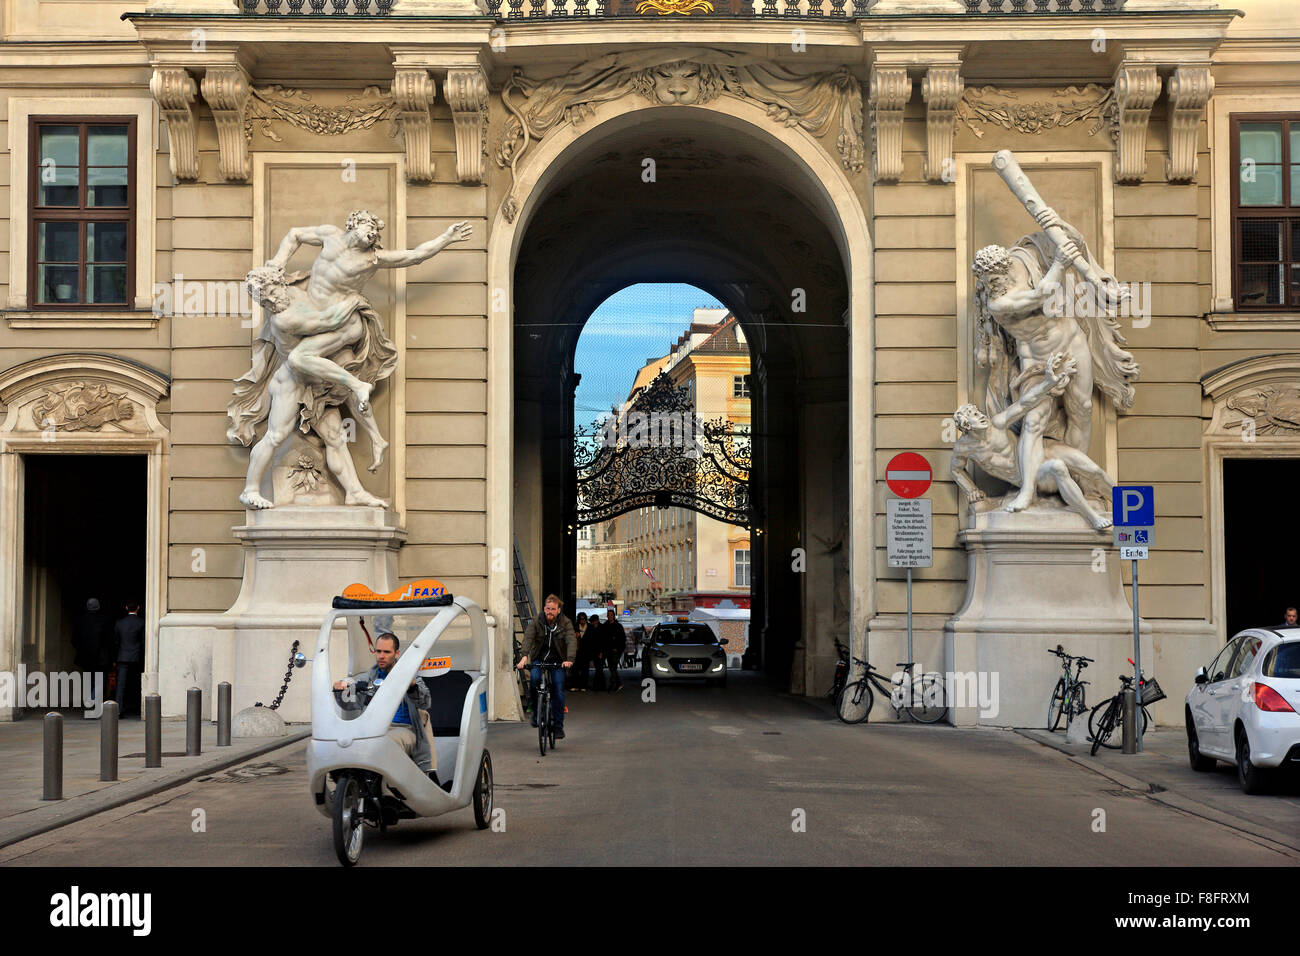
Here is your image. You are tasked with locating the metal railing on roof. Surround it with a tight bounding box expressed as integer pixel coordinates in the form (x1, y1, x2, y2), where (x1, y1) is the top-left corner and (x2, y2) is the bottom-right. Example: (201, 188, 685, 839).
(236, 0, 1126, 16)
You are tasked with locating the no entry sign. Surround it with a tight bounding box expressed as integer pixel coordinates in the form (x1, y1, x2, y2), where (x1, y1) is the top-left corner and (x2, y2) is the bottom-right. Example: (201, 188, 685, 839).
(886, 452, 932, 499)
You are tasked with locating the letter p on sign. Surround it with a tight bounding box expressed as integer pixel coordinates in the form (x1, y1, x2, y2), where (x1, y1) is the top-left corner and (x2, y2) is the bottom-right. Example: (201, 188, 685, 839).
(1112, 485, 1154, 526)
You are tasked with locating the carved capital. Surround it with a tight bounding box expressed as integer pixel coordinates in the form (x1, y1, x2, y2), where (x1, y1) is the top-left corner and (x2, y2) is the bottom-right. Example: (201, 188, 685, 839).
(201, 67, 252, 182)
(150, 68, 199, 182)
(445, 67, 490, 185)
(1165, 65, 1213, 183)
(1112, 62, 1162, 185)
(869, 66, 911, 184)
(921, 65, 963, 184)
(392, 68, 437, 184)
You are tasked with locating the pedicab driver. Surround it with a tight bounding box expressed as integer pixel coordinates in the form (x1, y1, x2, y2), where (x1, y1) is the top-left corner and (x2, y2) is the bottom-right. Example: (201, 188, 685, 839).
(333, 618, 443, 785)
(515, 594, 574, 738)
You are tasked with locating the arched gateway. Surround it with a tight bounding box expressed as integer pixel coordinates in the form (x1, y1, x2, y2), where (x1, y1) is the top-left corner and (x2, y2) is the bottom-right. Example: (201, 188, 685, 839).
(487, 93, 874, 697)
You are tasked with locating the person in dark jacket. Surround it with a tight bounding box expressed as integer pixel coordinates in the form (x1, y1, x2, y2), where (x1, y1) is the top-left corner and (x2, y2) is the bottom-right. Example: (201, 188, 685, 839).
(601, 609, 625, 692)
(570, 612, 590, 691)
(583, 613, 607, 692)
(516, 594, 574, 736)
(73, 598, 113, 709)
(113, 601, 145, 717)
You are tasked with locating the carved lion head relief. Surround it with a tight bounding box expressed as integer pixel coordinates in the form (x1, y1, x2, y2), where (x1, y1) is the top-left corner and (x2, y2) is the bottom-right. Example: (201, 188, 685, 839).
(633, 61, 725, 106)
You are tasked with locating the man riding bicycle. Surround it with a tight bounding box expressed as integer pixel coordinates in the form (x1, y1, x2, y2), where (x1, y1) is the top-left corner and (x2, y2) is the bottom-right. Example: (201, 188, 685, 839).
(515, 594, 574, 738)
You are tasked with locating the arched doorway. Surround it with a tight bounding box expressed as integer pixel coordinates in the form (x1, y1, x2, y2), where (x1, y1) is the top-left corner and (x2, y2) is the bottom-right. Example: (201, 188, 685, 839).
(493, 99, 871, 695)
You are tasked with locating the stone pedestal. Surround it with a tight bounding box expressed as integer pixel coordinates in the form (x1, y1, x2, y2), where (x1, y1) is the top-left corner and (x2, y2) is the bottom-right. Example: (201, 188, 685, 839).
(158, 507, 405, 724)
(944, 509, 1152, 728)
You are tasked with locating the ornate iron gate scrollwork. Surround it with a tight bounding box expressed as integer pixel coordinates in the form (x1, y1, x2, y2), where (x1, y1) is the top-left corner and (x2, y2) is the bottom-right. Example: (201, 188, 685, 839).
(574, 372, 750, 527)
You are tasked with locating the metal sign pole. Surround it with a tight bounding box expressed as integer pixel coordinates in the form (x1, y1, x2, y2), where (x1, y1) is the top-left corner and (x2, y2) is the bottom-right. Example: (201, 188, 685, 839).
(1132, 557, 1142, 754)
(906, 566, 913, 668)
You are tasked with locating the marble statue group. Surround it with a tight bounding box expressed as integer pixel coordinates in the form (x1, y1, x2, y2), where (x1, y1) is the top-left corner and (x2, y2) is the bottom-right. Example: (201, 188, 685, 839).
(227, 211, 471, 508)
(952, 150, 1141, 530)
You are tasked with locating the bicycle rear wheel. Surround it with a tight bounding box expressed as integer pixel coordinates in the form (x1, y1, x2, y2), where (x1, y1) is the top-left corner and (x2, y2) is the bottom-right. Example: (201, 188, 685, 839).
(836, 679, 873, 724)
(905, 673, 949, 724)
(1047, 677, 1067, 731)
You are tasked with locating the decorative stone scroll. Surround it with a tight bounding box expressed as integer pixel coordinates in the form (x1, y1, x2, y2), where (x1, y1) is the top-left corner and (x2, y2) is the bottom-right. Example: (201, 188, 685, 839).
(150, 68, 199, 181)
(445, 67, 490, 185)
(922, 65, 963, 183)
(1112, 62, 1161, 184)
(202, 67, 253, 182)
(391, 69, 437, 183)
(1165, 65, 1213, 183)
(495, 50, 865, 222)
(869, 66, 910, 183)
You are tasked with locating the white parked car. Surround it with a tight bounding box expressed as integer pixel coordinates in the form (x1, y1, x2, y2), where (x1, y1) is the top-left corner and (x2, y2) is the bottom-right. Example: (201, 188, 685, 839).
(1185, 627, 1300, 793)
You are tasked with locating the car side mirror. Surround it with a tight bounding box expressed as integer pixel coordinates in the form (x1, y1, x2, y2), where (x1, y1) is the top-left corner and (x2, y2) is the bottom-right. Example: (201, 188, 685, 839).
(719, 638, 728, 646)
(1194, 666, 1207, 685)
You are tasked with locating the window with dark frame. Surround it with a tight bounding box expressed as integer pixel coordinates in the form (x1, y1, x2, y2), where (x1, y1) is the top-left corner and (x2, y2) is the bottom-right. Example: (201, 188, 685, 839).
(732, 374, 750, 398)
(29, 118, 135, 308)
(1232, 114, 1300, 311)
(734, 547, 750, 588)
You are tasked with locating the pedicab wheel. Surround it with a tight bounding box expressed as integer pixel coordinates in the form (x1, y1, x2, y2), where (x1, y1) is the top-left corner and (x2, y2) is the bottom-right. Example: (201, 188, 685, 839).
(332, 772, 364, 867)
(472, 750, 493, 830)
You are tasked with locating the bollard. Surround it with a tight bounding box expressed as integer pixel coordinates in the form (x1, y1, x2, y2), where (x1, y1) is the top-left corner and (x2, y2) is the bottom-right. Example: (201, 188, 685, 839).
(100, 701, 119, 782)
(186, 687, 202, 756)
(217, 682, 231, 747)
(43, 712, 63, 801)
(1121, 686, 1138, 754)
(145, 694, 162, 768)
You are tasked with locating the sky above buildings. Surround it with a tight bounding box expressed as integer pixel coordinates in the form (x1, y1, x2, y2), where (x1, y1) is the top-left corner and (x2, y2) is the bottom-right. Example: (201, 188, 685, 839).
(572, 283, 725, 427)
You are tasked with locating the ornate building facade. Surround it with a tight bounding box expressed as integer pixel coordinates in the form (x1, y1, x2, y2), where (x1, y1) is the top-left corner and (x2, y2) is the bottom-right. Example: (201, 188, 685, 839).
(0, 0, 1294, 725)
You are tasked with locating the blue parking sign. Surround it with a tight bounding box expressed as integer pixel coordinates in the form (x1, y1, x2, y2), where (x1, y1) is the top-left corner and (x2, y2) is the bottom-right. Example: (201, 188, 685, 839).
(1112, 485, 1154, 527)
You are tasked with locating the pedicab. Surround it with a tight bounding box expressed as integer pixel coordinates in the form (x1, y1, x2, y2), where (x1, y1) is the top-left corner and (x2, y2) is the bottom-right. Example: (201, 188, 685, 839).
(305, 579, 494, 866)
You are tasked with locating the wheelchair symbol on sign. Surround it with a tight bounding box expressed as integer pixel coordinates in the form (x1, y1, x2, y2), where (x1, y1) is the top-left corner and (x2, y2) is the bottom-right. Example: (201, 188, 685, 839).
(1135, 530, 1148, 544)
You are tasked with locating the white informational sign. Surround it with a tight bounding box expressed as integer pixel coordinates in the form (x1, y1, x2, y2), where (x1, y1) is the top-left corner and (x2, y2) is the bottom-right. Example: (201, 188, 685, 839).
(887, 498, 932, 568)
(1113, 527, 1153, 548)
(1119, 546, 1149, 561)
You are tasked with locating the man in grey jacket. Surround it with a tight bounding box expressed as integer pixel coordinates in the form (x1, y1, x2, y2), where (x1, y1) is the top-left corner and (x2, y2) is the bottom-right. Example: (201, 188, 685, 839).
(333, 624, 440, 784)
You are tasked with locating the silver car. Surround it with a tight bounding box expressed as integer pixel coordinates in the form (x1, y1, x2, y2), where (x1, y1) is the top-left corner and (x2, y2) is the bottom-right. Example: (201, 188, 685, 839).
(641, 622, 728, 687)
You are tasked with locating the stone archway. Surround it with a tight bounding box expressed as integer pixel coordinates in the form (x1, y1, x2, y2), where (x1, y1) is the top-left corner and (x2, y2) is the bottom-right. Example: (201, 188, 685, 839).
(486, 89, 873, 699)
(0, 353, 170, 718)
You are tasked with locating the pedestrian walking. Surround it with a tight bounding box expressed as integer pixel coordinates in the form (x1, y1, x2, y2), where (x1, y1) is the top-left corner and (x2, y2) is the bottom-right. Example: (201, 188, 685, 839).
(601, 609, 625, 692)
(114, 601, 145, 717)
(73, 598, 113, 712)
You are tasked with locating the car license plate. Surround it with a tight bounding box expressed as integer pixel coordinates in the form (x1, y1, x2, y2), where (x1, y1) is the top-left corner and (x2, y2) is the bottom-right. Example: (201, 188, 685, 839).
(680, 663, 703, 671)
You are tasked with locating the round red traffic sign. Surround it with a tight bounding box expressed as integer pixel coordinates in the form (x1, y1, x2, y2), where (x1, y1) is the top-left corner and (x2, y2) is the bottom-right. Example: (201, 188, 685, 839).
(886, 452, 932, 498)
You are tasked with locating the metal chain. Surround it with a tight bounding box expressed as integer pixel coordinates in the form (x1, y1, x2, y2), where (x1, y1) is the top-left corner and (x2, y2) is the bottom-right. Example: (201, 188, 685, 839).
(255, 640, 301, 710)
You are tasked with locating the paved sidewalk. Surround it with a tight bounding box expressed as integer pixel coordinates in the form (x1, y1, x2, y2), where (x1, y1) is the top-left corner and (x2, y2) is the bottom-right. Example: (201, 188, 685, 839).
(0, 713, 309, 848)
(1018, 726, 1300, 852)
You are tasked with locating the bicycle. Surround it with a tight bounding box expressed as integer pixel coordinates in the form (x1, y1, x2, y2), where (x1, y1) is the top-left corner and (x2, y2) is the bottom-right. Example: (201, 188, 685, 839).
(830, 640, 849, 703)
(835, 657, 948, 725)
(532, 663, 560, 756)
(1046, 645, 1092, 732)
(1088, 662, 1164, 755)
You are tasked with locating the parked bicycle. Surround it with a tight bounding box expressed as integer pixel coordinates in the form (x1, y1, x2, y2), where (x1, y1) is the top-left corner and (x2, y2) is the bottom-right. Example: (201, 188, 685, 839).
(533, 663, 560, 756)
(830, 640, 849, 703)
(1046, 644, 1092, 732)
(836, 657, 948, 725)
(1088, 660, 1164, 755)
